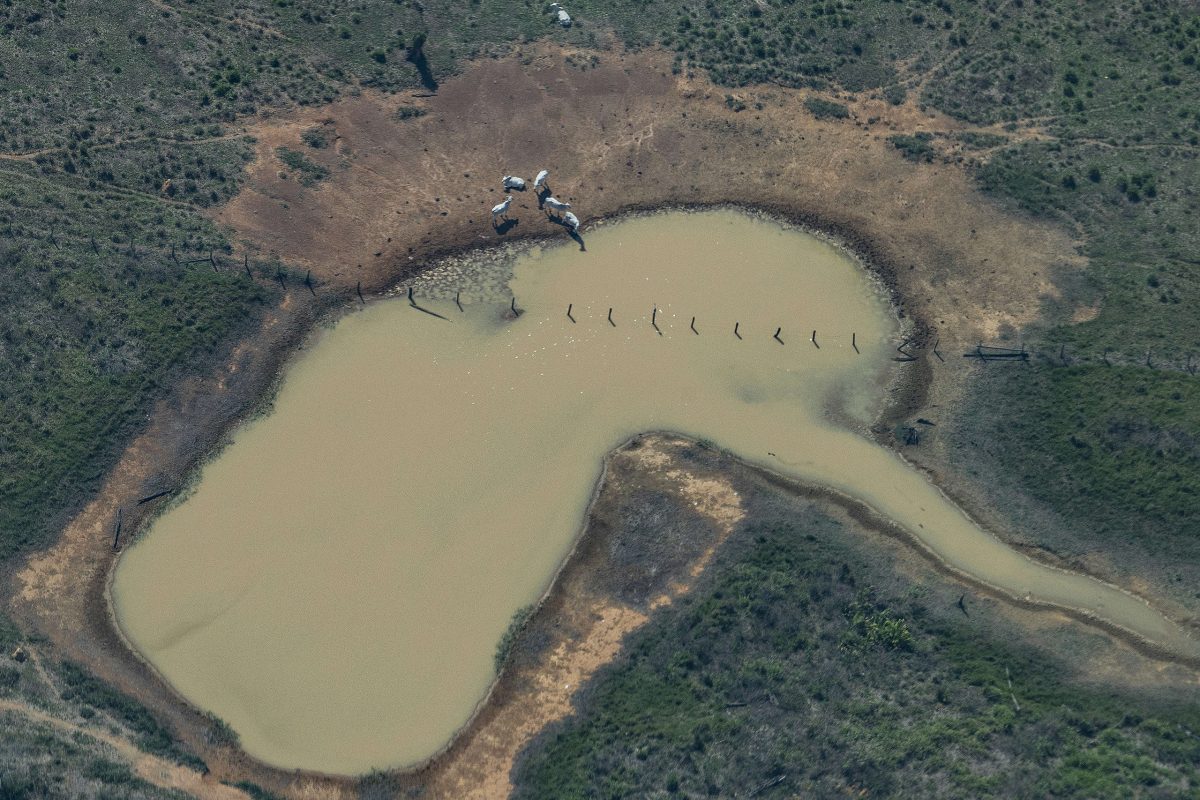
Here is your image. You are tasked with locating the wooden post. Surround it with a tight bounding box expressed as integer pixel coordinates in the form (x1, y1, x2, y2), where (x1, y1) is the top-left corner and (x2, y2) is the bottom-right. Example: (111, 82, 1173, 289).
(357, 281, 365, 304)
(408, 286, 416, 306)
(305, 270, 315, 296)
(811, 330, 819, 349)
(651, 306, 661, 334)
(932, 336, 944, 362)
(773, 327, 783, 344)
(277, 271, 286, 290)
(511, 296, 520, 316)
(690, 316, 698, 335)
(852, 332, 859, 354)
(112, 507, 123, 550)
(608, 307, 615, 327)
(456, 291, 464, 312)
(734, 322, 742, 340)
(567, 303, 575, 323)
(244, 254, 251, 278)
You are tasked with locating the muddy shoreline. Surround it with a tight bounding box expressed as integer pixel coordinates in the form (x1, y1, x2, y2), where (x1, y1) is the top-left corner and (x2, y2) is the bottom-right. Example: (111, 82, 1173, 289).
(6, 201, 930, 792)
(9, 201, 1190, 796)
(7, 44, 1180, 795)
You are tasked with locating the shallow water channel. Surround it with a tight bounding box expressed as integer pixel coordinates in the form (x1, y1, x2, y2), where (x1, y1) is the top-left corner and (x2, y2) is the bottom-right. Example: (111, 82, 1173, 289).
(111, 210, 1199, 775)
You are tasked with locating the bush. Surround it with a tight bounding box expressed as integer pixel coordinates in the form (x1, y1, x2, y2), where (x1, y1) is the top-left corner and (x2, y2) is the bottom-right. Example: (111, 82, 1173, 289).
(275, 147, 329, 187)
(804, 97, 850, 120)
(495, 604, 536, 673)
(300, 127, 330, 149)
(888, 132, 936, 162)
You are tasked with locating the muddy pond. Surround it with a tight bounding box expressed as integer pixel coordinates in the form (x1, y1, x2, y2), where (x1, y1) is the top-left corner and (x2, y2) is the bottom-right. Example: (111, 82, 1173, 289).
(111, 210, 1199, 775)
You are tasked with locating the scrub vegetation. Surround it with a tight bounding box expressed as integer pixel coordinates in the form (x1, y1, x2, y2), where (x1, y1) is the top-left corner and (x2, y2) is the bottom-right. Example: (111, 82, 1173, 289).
(0, 613, 195, 798)
(512, 501, 1200, 799)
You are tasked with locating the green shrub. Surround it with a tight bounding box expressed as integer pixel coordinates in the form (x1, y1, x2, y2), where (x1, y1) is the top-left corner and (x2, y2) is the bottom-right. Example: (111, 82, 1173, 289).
(888, 132, 936, 162)
(495, 604, 536, 673)
(276, 147, 329, 186)
(301, 127, 330, 149)
(804, 97, 850, 120)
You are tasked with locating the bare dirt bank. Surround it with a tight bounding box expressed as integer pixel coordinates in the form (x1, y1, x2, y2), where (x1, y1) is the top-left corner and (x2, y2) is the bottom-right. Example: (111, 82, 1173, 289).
(3, 42, 1140, 799)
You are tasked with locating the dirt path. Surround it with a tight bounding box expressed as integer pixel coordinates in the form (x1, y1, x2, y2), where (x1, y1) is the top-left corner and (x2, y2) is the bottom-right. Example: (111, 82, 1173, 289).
(0, 696, 249, 800)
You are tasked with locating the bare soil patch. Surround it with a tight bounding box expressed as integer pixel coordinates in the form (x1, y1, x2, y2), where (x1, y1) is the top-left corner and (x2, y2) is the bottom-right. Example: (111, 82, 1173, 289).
(217, 44, 1081, 353)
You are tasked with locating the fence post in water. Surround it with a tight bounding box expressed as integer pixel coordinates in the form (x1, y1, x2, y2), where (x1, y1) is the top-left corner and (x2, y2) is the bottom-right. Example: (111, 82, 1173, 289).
(811, 330, 819, 349)
(567, 303, 575, 323)
(511, 296, 520, 316)
(652, 306, 661, 335)
(734, 321, 742, 340)
(773, 327, 783, 344)
(408, 286, 416, 306)
(691, 316, 698, 335)
(608, 307, 615, 327)
(852, 332, 860, 354)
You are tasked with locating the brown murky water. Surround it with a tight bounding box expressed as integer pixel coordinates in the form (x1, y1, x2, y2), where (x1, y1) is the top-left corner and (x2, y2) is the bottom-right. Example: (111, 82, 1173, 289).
(111, 210, 1199, 776)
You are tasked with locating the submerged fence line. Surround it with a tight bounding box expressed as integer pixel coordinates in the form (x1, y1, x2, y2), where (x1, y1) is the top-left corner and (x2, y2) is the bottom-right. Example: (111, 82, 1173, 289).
(390, 285, 1199, 378)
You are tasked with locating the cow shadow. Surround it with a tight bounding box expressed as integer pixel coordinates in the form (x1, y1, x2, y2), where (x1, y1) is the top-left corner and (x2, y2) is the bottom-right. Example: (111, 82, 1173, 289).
(546, 214, 585, 250)
(494, 218, 519, 235)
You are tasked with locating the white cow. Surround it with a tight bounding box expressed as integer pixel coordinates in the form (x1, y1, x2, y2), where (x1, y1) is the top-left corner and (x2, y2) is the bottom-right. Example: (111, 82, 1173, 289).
(543, 196, 571, 214)
(549, 3, 571, 26)
(562, 211, 580, 232)
(503, 175, 526, 190)
(533, 169, 549, 192)
(491, 195, 513, 224)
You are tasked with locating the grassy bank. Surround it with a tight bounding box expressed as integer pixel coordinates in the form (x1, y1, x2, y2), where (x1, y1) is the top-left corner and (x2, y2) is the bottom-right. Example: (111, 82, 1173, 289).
(512, 488, 1200, 799)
